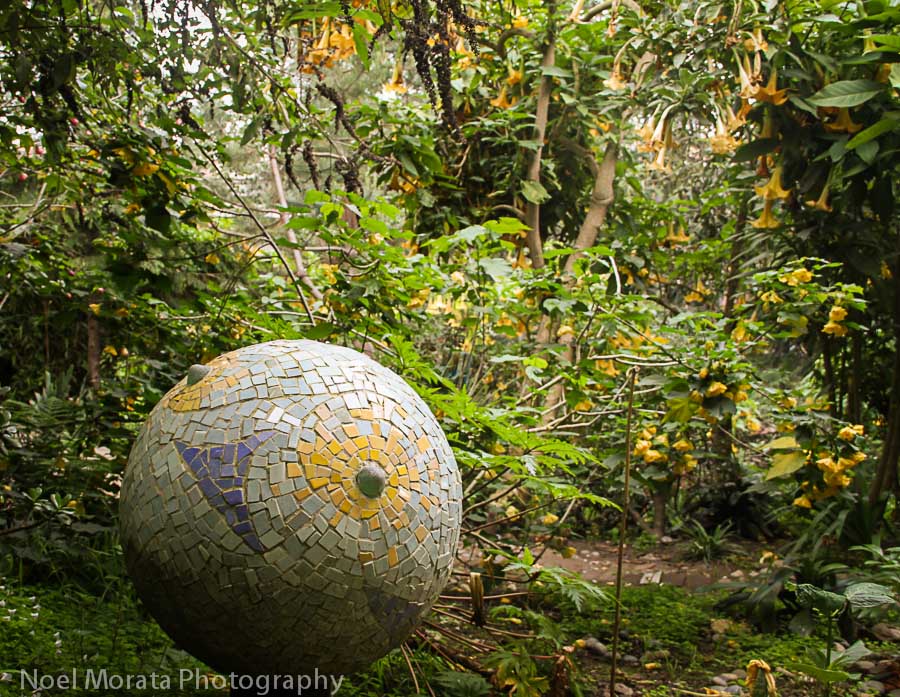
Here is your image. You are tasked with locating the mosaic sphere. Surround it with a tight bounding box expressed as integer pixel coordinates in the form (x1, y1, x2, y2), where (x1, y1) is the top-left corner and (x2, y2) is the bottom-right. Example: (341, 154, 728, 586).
(119, 340, 462, 676)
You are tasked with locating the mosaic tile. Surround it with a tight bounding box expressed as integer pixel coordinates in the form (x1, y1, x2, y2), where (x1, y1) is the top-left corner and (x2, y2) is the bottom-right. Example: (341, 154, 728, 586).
(119, 339, 461, 676)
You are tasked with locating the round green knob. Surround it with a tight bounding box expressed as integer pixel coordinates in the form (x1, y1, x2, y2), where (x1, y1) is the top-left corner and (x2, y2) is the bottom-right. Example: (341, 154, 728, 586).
(186, 364, 211, 386)
(356, 464, 386, 498)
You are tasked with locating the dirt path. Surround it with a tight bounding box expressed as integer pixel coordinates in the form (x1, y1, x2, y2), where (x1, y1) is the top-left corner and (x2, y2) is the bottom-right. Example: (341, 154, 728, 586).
(539, 539, 750, 589)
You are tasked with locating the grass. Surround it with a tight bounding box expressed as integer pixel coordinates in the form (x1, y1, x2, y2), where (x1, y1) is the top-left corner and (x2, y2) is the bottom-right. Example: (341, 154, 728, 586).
(0, 570, 878, 696)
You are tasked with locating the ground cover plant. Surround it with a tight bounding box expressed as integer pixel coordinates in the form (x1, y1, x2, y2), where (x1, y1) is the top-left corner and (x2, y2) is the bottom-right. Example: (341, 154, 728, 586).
(1, 0, 900, 694)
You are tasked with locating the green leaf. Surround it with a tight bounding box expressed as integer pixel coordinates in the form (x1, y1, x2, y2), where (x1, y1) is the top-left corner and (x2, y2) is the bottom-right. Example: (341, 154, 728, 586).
(664, 394, 695, 424)
(240, 117, 261, 146)
(478, 257, 512, 280)
(784, 662, 851, 684)
(352, 23, 370, 69)
(845, 583, 894, 609)
(540, 66, 572, 78)
(521, 180, 551, 204)
(284, 2, 343, 21)
(765, 450, 807, 479)
(846, 116, 899, 150)
(808, 80, 885, 108)
(868, 34, 900, 51)
(303, 322, 339, 340)
(485, 217, 529, 235)
(766, 435, 799, 450)
(795, 584, 846, 614)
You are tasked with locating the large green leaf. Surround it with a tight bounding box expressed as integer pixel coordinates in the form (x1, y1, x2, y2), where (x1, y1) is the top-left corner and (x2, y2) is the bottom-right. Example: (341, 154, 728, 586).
(844, 582, 894, 609)
(868, 34, 900, 51)
(846, 116, 900, 150)
(795, 584, 846, 614)
(784, 662, 851, 684)
(808, 80, 885, 108)
(765, 450, 806, 479)
(521, 180, 551, 204)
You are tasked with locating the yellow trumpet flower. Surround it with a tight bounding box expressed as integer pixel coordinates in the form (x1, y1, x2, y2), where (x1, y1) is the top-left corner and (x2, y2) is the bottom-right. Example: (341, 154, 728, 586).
(805, 185, 832, 212)
(751, 199, 780, 229)
(754, 65, 788, 105)
(490, 85, 517, 109)
(754, 165, 792, 200)
(824, 108, 863, 134)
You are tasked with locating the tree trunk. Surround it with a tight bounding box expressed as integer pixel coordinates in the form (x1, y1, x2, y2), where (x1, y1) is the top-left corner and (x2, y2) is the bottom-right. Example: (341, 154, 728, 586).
(652, 488, 667, 538)
(523, 33, 555, 270)
(539, 142, 618, 424)
(86, 312, 100, 389)
(268, 144, 323, 301)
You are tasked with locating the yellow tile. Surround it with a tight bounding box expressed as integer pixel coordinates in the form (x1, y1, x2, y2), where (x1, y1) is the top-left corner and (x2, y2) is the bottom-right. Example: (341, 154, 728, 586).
(293, 489, 311, 502)
(388, 547, 398, 567)
(358, 552, 374, 564)
(369, 516, 381, 531)
(415, 526, 428, 542)
(287, 463, 302, 478)
(309, 477, 329, 489)
(417, 436, 430, 453)
(271, 484, 281, 496)
(329, 511, 343, 527)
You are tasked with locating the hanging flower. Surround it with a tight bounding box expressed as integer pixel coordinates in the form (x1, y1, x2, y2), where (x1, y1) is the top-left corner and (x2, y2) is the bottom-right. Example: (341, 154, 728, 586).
(751, 199, 780, 229)
(824, 108, 863, 134)
(822, 320, 848, 337)
(665, 224, 691, 244)
(633, 439, 652, 456)
(838, 424, 863, 440)
(684, 279, 710, 304)
(490, 85, 517, 109)
(805, 185, 832, 212)
(793, 495, 812, 508)
(706, 381, 728, 397)
(754, 65, 788, 104)
(726, 99, 752, 131)
(754, 165, 792, 200)
(506, 66, 523, 86)
(648, 119, 673, 172)
(709, 114, 740, 154)
(383, 61, 408, 94)
(604, 68, 628, 91)
(643, 449, 667, 464)
(743, 27, 768, 53)
(636, 115, 657, 153)
(737, 53, 761, 99)
(829, 306, 848, 322)
(779, 267, 813, 286)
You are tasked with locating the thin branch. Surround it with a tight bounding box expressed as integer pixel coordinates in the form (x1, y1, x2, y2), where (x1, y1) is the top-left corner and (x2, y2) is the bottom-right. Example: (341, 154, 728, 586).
(193, 141, 317, 325)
